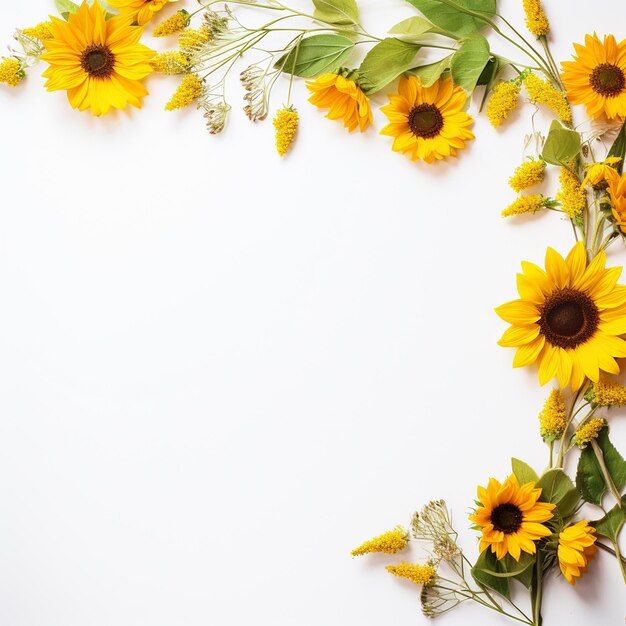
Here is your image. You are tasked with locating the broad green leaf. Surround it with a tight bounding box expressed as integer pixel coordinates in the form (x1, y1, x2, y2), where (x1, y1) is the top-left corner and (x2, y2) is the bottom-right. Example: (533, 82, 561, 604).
(276, 35, 354, 78)
(357, 38, 421, 94)
(471, 550, 511, 600)
(608, 122, 626, 174)
(405, 0, 496, 37)
(477, 55, 498, 86)
(55, 0, 79, 19)
(411, 55, 452, 87)
(312, 0, 359, 26)
(450, 34, 490, 92)
(536, 468, 579, 518)
(576, 427, 626, 506)
(511, 458, 539, 485)
(541, 120, 581, 166)
(388, 16, 457, 39)
(592, 497, 626, 541)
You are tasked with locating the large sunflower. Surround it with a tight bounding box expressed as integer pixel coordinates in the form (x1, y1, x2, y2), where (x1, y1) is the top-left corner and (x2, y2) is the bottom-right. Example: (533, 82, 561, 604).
(496, 242, 626, 390)
(470, 475, 555, 561)
(41, 1, 154, 116)
(380, 75, 474, 164)
(561, 33, 626, 120)
(108, 0, 178, 26)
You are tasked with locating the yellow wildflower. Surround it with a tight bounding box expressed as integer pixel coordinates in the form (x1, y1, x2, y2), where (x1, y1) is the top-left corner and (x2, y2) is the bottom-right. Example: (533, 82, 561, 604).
(558, 521, 597, 585)
(502, 194, 548, 217)
(178, 26, 212, 53)
(151, 51, 190, 75)
(524, 73, 572, 124)
(575, 418, 607, 447)
(509, 159, 545, 192)
(386, 562, 436, 586)
(486, 81, 520, 128)
(589, 378, 626, 406)
(22, 22, 54, 42)
(0, 58, 25, 87)
(153, 9, 190, 36)
(557, 165, 586, 219)
(351, 528, 408, 556)
(165, 74, 203, 111)
(273, 107, 299, 156)
(539, 388, 566, 442)
(522, 0, 550, 37)
(582, 157, 621, 188)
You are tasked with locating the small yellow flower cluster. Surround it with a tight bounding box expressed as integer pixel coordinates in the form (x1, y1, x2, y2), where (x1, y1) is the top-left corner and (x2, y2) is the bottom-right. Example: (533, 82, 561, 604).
(179, 25, 213, 53)
(575, 418, 607, 447)
(153, 10, 190, 37)
(385, 562, 436, 586)
(486, 81, 520, 128)
(502, 194, 547, 217)
(22, 22, 55, 42)
(0, 57, 24, 86)
(151, 51, 190, 75)
(538, 388, 566, 442)
(524, 74, 572, 124)
(509, 159, 545, 192)
(273, 107, 299, 156)
(522, 0, 550, 37)
(165, 74, 203, 111)
(590, 378, 626, 406)
(351, 528, 408, 556)
(557, 165, 586, 219)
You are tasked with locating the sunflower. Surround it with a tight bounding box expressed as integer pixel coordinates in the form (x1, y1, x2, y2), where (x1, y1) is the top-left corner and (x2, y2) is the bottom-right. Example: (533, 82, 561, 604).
(41, 2, 154, 116)
(607, 172, 626, 233)
(108, 0, 178, 26)
(306, 73, 372, 132)
(380, 75, 474, 164)
(561, 33, 626, 120)
(496, 242, 626, 390)
(558, 520, 597, 584)
(470, 475, 555, 561)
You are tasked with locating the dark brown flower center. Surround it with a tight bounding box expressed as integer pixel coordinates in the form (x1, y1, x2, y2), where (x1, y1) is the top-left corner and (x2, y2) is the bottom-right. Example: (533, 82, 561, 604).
(81, 45, 115, 78)
(491, 504, 523, 534)
(590, 63, 626, 97)
(408, 103, 444, 138)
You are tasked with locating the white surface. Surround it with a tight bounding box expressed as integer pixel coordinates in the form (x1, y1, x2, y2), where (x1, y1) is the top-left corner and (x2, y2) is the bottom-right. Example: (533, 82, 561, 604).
(0, 1, 624, 624)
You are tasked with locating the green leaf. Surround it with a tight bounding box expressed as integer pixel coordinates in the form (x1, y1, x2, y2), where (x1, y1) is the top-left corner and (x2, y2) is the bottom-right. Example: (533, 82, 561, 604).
(576, 427, 626, 506)
(478, 551, 535, 579)
(55, 0, 79, 19)
(276, 34, 354, 78)
(312, 0, 359, 26)
(511, 458, 539, 486)
(450, 34, 490, 92)
(476, 55, 498, 86)
(541, 120, 581, 166)
(608, 122, 626, 175)
(388, 16, 457, 39)
(536, 468, 579, 518)
(357, 38, 421, 94)
(405, 0, 496, 37)
(592, 497, 626, 541)
(411, 55, 452, 87)
(471, 550, 511, 600)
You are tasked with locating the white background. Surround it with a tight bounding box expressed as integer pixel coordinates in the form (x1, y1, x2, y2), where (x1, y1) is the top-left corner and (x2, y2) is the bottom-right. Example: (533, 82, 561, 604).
(0, 1, 624, 624)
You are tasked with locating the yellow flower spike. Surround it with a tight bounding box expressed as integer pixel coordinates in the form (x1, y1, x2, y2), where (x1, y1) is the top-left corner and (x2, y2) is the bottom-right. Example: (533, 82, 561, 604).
(558, 521, 597, 584)
(575, 418, 607, 447)
(524, 73, 572, 124)
(151, 51, 190, 75)
(557, 165, 586, 220)
(522, 0, 550, 37)
(486, 81, 520, 128)
(273, 107, 299, 157)
(607, 172, 626, 233)
(469, 475, 555, 561)
(179, 26, 213, 53)
(496, 241, 626, 391)
(589, 377, 626, 406)
(307, 73, 372, 133)
(509, 159, 546, 192)
(582, 157, 621, 188)
(386, 562, 436, 586)
(165, 74, 203, 111)
(22, 22, 55, 42)
(0, 58, 25, 86)
(107, 0, 179, 26)
(352, 527, 408, 556)
(380, 75, 474, 163)
(538, 388, 566, 442)
(501, 195, 549, 217)
(562, 34, 626, 120)
(153, 9, 190, 36)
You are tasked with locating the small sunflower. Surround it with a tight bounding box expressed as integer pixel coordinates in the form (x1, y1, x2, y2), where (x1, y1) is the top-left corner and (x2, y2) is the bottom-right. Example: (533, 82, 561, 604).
(561, 33, 626, 120)
(558, 520, 597, 584)
(108, 0, 179, 26)
(41, 1, 154, 116)
(470, 475, 555, 561)
(306, 73, 372, 132)
(380, 76, 474, 164)
(496, 242, 626, 390)
(607, 172, 626, 233)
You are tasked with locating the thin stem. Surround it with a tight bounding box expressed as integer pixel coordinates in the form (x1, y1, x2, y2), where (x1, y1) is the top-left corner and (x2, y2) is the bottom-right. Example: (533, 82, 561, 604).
(590, 439, 624, 506)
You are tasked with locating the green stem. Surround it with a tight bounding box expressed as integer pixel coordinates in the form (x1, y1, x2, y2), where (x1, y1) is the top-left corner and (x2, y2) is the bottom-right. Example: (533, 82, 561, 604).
(530, 552, 543, 626)
(597, 541, 626, 583)
(590, 439, 624, 507)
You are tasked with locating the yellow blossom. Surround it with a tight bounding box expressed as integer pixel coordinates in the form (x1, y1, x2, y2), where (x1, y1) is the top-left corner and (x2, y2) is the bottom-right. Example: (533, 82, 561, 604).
(351, 528, 408, 556)
(151, 51, 190, 75)
(22, 22, 54, 42)
(273, 107, 299, 156)
(486, 81, 520, 128)
(165, 74, 203, 111)
(582, 157, 621, 188)
(557, 165, 586, 219)
(575, 418, 606, 447)
(502, 194, 548, 217)
(178, 26, 212, 53)
(522, 0, 550, 37)
(589, 378, 626, 406)
(0, 58, 24, 87)
(386, 562, 436, 586)
(509, 159, 545, 192)
(524, 73, 572, 124)
(539, 388, 566, 442)
(558, 521, 597, 584)
(153, 9, 190, 36)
